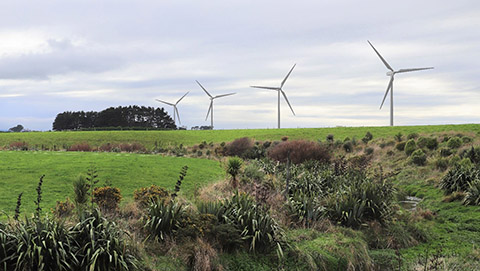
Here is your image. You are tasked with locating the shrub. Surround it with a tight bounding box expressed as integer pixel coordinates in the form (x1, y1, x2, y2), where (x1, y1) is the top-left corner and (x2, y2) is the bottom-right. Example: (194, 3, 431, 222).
(417, 137, 438, 150)
(462, 136, 473, 143)
(362, 132, 373, 144)
(435, 158, 449, 171)
(394, 132, 403, 142)
(463, 180, 480, 206)
(404, 139, 416, 156)
(53, 198, 75, 218)
(241, 162, 266, 183)
(99, 143, 115, 152)
(461, 146, 480, 164)
(407, 133, 419, 140)
(440, 164, 480, 194)
(439, 147, 453, 157)
(447, 137, 462, 149)
(395, 142, 406, 151)
(119, 142, 146, 153)
(145, 200, 186, 240)
(364, 147, 374, 155)
(268, 140, 331, 165)
(226, 137, 254, 158)
(133, 185, 169, 208)
(343, 141, 353, 153)
(92, 186, 122, 212)
(326, 134, 334, 142)
(281, 136, 289, 141)
(225, 157, 243, 189)
(411, 149, 427, 166)
(8, 141, 29, 151)
(68, 142, 92, 152)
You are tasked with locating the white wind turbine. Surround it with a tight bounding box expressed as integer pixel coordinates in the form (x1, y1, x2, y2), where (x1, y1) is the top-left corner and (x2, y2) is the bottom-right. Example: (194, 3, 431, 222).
(368, 41, 433, 126)
(196, 80, 236, 129)
(155, 91, 189, 126)
(251, 64, 296, 129)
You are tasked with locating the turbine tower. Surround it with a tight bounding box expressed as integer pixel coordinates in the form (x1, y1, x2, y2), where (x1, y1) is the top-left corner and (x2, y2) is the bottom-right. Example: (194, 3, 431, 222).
(368, 41, 433, 126)
(155, 91, 189, 126)
(196, 80, 236, 129)
(251, 64, 296, 129)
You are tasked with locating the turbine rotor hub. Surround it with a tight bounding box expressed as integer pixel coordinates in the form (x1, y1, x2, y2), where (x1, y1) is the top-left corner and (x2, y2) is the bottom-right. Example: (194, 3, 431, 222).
(386, 71, 394, 76)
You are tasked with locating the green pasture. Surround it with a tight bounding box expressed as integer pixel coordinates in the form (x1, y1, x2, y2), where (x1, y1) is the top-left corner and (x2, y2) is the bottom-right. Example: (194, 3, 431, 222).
(1, 124, 479, 150)
(0, 151, 224, 217)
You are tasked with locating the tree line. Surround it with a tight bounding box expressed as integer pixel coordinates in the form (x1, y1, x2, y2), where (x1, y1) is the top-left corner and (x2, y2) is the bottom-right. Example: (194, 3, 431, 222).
(53, 105, 176, 131)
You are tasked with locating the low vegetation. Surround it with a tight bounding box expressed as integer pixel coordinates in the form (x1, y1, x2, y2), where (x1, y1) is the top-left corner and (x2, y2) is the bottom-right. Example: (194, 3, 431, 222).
(1, 125, 480, 270)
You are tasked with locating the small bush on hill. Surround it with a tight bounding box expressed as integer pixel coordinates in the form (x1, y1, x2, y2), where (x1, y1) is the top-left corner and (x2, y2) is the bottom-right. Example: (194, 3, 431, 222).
(407, 133, 419, 140)
(411, 149, 427, 166)
(462, 136, 473, 143)
(396, 142, 406, 151)
(394, 132, 403, 142)
(53, 198, 75, 217)
(417, 137, 438, 150)
(226, 137, 254, 158)
(268, 140, 331, 165)
(447, 137, 462, 149)
(9, 141, 29, 151)
(343, 141, 353, 153)
(133, 185, 169, 208)
(326, 134, 334, 142)
(364, 147, 374, 155)
(68, 142, 92, 152)
(93, 186, 122, 212)
(461, 146, 480, 164)
(405, 139, 416, 156)
(362, 131, 373, 143)
(435, 158, 449, 171)
(439, 147, 452, 157)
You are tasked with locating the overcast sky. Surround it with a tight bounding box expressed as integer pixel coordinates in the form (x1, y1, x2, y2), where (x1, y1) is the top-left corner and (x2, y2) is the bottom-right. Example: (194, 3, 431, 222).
(0, 0, 479, 131)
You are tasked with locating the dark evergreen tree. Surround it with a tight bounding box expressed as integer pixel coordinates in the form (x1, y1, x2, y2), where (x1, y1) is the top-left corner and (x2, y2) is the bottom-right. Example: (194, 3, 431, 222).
(52, 106, 176, 131)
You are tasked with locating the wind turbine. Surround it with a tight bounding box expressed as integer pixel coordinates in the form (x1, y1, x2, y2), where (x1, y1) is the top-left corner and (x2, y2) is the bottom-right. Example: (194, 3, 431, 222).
(368, 41, 433, 126)
(251, 64, 296, 129)
(196, 80, 236, 129)
(155, 91, 189, 126)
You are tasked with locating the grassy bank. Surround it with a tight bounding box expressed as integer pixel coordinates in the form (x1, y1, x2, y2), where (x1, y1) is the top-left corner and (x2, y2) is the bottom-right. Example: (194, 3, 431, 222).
(0, 124, 479, 150)
(0, 151, 223, 217)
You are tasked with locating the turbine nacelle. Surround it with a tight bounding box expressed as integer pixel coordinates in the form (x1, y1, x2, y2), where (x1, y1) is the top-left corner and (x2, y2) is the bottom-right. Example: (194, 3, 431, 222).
(386, 71, 394, 76)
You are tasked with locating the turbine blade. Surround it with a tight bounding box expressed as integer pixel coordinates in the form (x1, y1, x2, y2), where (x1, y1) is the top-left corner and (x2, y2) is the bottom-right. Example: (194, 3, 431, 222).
(155, 99, 174, 106)
(396, 67, 434, 73)
(196, 80, 212, 98)
(281, 90, 295, 116)
(367, 40, 394, 72)
(205, 101, 212, 121)
(380, 76, 394, 109)
(214, 93, 236, 99)
(250, 86, 279, 90)
(175, 107, 181, 125)
(176, 91, 189, 105)
(281, 64, 296, 88)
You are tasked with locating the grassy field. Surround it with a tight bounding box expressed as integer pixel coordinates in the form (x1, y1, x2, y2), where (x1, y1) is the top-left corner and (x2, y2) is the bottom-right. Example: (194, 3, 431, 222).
(1, 124, 479, 149)
(0, 151, 224, 217)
